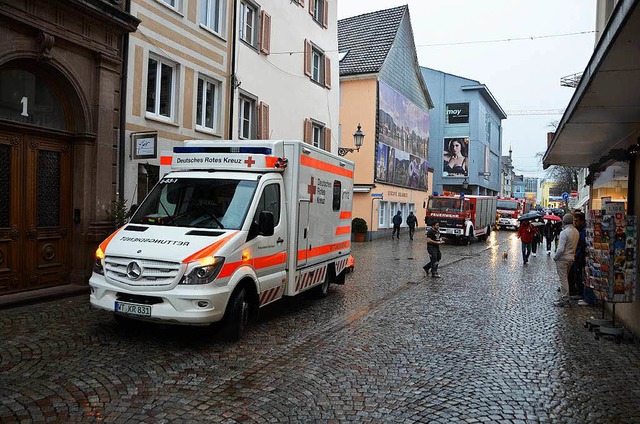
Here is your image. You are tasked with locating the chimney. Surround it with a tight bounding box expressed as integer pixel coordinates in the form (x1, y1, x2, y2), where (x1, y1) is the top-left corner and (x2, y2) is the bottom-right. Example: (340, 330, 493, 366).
(547, 132, 555, 147)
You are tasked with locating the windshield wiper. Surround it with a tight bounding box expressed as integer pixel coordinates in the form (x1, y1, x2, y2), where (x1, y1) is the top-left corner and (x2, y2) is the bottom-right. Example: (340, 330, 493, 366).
(196, 201, 224, 228)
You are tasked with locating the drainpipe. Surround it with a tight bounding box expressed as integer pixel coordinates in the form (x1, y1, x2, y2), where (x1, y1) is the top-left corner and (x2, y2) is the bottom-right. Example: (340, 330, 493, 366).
(118, 0, 132, 201)
(228, 1, 238, 139)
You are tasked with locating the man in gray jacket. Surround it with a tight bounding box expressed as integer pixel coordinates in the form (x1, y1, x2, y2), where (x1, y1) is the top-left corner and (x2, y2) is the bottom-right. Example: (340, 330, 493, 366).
(553, 213, 580, 307)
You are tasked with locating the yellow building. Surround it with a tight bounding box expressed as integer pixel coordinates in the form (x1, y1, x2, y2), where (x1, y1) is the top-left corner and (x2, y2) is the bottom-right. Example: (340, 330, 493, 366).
(540, 181, 559, 208)
(338, 6, 433, 238)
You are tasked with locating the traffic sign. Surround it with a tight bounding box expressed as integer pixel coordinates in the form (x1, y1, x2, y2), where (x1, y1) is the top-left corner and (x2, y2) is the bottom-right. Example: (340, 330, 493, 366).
(562, 192, 569, 200)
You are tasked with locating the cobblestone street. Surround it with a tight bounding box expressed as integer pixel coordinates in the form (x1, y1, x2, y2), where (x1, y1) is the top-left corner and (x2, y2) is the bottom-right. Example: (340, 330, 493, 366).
(2, 230, 640, 423)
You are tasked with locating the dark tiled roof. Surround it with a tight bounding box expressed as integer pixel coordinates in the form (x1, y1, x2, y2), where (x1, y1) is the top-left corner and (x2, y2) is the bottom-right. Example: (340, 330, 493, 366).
(338, 6, 407, 76)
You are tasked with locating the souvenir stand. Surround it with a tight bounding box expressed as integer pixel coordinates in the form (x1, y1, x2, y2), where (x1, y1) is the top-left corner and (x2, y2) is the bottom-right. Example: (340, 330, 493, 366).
(584, 204, 638, 343)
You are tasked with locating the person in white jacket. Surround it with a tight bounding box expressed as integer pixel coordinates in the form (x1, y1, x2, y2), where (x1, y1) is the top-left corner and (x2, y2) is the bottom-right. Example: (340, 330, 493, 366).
(553, 213, 580, 307)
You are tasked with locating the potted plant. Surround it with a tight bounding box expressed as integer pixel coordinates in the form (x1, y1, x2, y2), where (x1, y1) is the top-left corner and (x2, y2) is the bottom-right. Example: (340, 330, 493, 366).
(351, 217, 368, 242)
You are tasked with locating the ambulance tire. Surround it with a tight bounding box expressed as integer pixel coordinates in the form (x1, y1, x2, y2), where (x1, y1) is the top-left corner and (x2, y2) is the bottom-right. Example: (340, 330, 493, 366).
(223, 287, 250, 341)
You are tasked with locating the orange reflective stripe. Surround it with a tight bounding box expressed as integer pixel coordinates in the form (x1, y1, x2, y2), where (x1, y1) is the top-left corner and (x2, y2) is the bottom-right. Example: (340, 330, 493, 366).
(339, 211, 352, 220)
(297, 240, 350, 261)
(99, 229, 121, 253)
(218, 251, 287, 279)
(335, 226, 351, 235)
(160, 156, 172, 165)
(300, 155, 353, 178)
(182, 232, 237, 263)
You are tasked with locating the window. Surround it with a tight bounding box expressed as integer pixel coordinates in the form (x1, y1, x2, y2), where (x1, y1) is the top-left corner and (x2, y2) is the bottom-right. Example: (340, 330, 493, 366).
(240, 1, 257, 46)
(304, 40, 331, 88)
(146, 56, 175, 119)
(253, 183, 281, 226)
(310, 0, 328, 28)
(199, 0, 223, 33)
(304, 119, 331, 151)
(238, 94, 256, 139)
(332, 181, 341, 211)
(160, 0, 179, 9)
(401, 203, 408, 225)
(379, 201, 387, 228)
(196, 76, 219, 132)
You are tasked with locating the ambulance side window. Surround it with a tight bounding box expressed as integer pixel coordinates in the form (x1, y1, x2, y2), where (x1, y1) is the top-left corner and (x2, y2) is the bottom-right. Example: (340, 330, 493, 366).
(332, 181, 341, 211)
(253, 183, 281, 226)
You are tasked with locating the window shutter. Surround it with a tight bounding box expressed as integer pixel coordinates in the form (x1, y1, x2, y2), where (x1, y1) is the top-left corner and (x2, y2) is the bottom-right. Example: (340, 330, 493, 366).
(323, 127, 331, 152)
(309, 0, 315, 16)
(259, 11, 271, 55)
(304, 39, 312, 77)
(304, 119, 312, 144)
(324, 56, 331, 89)
(323, 0, 328, 27)
(258, 101, 269, 140)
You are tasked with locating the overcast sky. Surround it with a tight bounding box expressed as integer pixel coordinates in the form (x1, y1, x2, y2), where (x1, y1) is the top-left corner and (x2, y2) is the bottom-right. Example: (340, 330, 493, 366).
(337, 0, 597, 178)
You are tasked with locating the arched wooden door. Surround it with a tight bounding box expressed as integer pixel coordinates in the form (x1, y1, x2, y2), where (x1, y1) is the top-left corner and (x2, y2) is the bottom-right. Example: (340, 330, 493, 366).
(0, 131, 71, 294)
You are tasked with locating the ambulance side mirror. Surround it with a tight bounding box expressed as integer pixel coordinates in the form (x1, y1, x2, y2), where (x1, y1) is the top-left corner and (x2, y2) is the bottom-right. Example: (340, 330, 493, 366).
(258, 211, 275, 236)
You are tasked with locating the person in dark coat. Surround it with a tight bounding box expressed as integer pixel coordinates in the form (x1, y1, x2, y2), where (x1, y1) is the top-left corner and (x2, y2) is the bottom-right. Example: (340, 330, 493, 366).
(543, 219, 555, 255)
(392, 211, 402, 239)
(406, 211, 418, 240)
(423, 222, 444, 278)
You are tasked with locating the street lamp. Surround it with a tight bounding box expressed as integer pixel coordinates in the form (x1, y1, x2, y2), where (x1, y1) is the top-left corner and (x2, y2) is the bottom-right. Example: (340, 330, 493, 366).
(462, 177, 469, 189)
(338, 124, 364, 156)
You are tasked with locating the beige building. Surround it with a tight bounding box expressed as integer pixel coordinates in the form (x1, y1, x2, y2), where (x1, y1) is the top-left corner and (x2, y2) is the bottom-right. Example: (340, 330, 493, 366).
(123, 0, 232, 205)
(338, 6, 433, 239)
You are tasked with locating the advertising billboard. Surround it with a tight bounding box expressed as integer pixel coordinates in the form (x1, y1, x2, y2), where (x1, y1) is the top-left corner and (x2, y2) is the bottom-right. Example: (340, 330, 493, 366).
(442, 137, 469, 177)
(446, 103, 469, 124)
(376, 81, 430, 190)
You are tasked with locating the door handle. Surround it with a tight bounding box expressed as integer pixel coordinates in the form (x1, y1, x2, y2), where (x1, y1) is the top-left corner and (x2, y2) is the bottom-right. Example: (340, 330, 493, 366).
(303, 228, 307, 238)
(276, 237, 284, 244)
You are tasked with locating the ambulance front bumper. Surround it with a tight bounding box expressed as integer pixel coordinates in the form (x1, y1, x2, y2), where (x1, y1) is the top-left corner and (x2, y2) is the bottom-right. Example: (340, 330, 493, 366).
(89, 274, 231, 325)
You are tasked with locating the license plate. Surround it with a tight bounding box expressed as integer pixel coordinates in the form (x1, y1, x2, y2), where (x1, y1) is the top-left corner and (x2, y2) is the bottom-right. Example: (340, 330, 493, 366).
(115, 301, 151, 317)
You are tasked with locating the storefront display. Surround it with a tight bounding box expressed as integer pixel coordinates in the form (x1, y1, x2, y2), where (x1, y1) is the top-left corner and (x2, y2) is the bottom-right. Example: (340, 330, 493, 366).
(586, 208, 637, 303)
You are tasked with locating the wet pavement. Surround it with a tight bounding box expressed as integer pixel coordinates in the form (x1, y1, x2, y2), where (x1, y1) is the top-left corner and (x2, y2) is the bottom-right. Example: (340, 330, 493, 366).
(2, 230, 640, 423)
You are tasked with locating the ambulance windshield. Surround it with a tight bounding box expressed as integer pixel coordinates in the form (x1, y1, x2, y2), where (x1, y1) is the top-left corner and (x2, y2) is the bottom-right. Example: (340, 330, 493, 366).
(130, 177, 258, 229)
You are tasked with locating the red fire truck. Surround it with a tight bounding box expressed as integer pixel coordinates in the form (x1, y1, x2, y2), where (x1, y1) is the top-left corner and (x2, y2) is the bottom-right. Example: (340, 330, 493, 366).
(425, 195, 498, 244)
(496, 198, 533, 230)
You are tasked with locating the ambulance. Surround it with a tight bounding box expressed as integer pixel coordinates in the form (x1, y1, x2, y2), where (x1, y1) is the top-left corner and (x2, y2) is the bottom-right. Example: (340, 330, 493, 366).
(89, 140, 354, 340)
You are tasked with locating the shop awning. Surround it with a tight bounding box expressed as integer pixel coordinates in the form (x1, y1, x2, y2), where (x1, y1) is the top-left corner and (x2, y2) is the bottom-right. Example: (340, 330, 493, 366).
(543, 0, 640, 168)
(574, 196, 590, 211)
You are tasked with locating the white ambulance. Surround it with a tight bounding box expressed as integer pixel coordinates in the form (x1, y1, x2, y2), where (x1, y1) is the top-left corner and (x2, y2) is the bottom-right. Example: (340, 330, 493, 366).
(89, 140, 354, 340)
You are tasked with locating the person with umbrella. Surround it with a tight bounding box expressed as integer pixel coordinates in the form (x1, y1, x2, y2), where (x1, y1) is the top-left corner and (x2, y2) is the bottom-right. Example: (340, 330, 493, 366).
(517, 216, 538, 264)
(542, 214, 561, 254)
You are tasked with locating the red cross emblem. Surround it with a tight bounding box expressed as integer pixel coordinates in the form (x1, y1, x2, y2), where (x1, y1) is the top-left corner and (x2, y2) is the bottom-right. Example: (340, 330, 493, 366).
(244, 156, 256, 167)
(307, 177, 316, 203)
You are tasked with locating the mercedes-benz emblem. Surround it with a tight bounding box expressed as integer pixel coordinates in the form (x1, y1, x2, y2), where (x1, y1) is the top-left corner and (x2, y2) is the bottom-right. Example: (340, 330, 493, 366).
(126, 261, 143, 280)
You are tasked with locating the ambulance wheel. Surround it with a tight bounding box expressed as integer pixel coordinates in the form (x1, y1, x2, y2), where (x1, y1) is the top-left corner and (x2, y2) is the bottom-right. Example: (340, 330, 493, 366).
(223, 288, 250, 341)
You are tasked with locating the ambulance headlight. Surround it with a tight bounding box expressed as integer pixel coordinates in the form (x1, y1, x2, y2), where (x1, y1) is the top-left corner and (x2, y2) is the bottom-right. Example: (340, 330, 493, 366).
(94, 247, 105, 275)
(180, 256, 225, 285)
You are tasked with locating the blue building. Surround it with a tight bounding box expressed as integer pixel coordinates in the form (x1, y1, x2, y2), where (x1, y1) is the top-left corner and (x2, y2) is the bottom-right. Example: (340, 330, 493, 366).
(421, 67, 506, 196)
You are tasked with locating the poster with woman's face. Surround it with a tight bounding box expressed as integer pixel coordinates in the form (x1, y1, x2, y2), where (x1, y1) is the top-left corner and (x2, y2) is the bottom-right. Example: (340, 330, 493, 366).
(442, 137, 469, 177)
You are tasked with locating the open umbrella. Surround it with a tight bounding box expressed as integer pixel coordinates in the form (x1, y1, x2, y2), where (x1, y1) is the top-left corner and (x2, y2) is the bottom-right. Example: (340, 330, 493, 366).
(518, 211, 544, 221)
(543, 214, 561, 221)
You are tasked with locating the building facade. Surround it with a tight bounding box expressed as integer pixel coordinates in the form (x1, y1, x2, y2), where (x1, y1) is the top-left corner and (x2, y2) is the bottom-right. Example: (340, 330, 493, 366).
(500, 149, 515, 198)
(123, 0, 339, 206)
(0, 0, 138, 298)
(338, 6, 433, 238)
(421, 68, 506, 196)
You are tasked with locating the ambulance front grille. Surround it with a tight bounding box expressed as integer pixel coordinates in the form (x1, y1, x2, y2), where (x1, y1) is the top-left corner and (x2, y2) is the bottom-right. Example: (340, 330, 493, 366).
(104, 256, 183, 287)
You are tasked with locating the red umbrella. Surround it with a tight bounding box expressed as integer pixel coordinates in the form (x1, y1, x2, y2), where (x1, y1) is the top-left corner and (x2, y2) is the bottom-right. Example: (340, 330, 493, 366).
(543, 215, 561, 221)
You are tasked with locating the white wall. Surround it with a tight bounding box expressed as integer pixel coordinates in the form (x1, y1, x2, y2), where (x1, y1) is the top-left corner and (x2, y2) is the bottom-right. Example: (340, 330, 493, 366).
(233, 0, 339, 151)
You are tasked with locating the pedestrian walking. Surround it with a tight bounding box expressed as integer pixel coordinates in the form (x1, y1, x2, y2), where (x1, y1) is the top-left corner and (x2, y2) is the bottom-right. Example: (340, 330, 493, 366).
(553, 220, 562, 250)
(423, 222, 444, 278)
(543, 219, 554, 254)
(553, 214, 580, 307)
(517, 220, 536, 264)
(406, 211, 418, 240)
(531, 221, 542, 257)
(392, 211, 402, 239)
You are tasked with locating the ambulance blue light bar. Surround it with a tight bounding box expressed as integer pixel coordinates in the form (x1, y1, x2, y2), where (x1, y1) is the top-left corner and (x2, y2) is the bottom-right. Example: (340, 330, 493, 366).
(174, 146, 272, 155)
